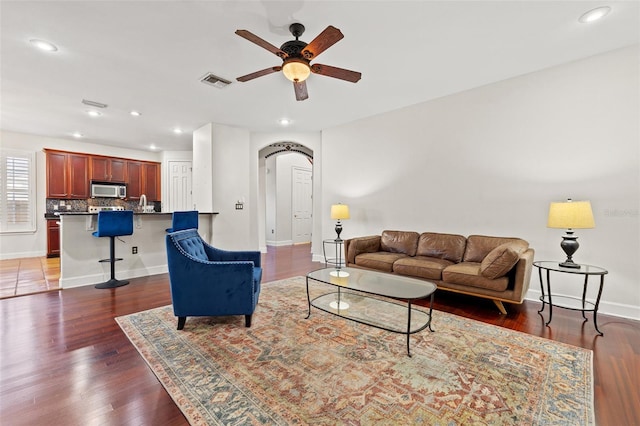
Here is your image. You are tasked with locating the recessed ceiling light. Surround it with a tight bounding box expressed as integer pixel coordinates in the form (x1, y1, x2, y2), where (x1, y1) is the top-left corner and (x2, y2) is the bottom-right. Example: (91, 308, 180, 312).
(130, 110, 141, 116)
(149, 144, 157, 150)
(30, 39, 58, 52)
(279, 118, 291, 126)
(72, 132, 83, 138)
(173, 127, 183, 134)
(579, 6, 611, 23)
(87, 110, 102, 117)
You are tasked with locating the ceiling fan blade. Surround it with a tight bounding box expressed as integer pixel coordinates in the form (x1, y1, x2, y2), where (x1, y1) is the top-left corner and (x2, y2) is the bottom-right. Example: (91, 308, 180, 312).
(302, 26, 344, 60)
(235, 30, 288, 58)
(310, 64, 361, 83)
(294, 81, 308, 101)
(236, 66, 282, 82)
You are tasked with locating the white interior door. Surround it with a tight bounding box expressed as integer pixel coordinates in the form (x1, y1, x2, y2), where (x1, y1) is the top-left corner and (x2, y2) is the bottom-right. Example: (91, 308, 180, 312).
(168, 161, 192, 212)
(292, 166, 312, 244)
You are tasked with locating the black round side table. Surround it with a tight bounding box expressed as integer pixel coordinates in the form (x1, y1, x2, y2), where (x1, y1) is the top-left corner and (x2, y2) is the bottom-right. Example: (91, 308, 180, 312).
(533, 261, 608, 336)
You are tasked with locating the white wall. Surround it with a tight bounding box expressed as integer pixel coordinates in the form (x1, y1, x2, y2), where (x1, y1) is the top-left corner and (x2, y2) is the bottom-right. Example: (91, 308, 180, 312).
(0, 130, 161, 259)
(192, 124, 214, 214)
(265, 156, 277, 244)
(321, 46, 639, 319)
(209, 124, 252, 250)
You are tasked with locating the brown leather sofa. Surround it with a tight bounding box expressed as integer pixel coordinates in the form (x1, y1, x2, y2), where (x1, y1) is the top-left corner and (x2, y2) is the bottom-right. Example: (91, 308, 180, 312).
(344, 230, 534, 314)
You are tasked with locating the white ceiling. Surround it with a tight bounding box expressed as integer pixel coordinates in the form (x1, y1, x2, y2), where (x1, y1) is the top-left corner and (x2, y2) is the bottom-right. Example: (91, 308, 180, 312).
(1, 1, 638, 152)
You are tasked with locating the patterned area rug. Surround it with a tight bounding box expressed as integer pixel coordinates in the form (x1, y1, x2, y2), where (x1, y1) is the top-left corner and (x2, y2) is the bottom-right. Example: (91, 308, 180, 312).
(116, 277, 594, 425)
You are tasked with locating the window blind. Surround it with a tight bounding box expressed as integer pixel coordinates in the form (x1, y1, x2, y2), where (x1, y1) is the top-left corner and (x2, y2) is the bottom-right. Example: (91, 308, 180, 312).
(0, 149, 36, 233)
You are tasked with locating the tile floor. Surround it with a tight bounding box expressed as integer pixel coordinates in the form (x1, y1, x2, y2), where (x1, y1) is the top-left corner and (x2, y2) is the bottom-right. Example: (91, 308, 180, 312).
(0, 257, 60, 299)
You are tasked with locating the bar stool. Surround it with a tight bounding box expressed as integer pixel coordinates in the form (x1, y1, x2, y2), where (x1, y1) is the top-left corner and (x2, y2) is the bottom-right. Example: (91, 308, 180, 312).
(165, 210, 199, 233)
(93, 210, 134, 289)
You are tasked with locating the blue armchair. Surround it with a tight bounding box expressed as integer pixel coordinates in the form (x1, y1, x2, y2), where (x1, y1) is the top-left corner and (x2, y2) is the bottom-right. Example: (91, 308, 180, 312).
(165, 229, 262, 330)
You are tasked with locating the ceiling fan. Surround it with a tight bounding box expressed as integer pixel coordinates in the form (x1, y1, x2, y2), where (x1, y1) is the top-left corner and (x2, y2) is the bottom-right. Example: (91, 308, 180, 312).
(235, 23, 362, 101)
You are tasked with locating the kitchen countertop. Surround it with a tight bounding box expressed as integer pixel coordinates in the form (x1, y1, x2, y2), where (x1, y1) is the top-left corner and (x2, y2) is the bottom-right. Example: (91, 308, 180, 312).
(45, 212, 218, 219)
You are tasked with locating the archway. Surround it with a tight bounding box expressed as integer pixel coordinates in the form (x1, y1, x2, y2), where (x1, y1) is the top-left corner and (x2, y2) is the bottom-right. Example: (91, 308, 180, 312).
(259, 142, 313, 249)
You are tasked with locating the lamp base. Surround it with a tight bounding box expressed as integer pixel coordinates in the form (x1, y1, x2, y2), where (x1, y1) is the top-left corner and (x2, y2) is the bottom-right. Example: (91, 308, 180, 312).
(559, 260, 581, 269)
(330, 270, 349, 277)
(329, 300, 350, 310)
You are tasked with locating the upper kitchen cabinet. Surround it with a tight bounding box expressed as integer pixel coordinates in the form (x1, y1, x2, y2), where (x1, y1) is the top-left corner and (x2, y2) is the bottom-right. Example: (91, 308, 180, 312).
(46, 151, 68, 198)
(45, 150, 89, 199)
(90, 156, 126, 182)
(127, 160, 161, 201)
(143, 162, 160, 201)
(126, 161, 142, 200)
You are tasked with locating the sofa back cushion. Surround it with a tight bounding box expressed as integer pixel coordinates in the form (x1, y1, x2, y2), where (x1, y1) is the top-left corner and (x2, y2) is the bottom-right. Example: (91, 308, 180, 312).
(417, 232, 467, 263)
(380, 230, 420, 256)
(463, 235, 529, 263)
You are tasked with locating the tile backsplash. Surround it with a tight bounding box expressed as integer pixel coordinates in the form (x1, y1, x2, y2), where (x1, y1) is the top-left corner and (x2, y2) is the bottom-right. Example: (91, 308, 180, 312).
(46, 198, 160, 213)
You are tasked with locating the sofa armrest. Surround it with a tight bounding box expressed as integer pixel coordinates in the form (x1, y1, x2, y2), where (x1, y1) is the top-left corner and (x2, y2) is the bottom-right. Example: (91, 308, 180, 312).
(509, 248, 535, 303)
(345, 235, 381, 265)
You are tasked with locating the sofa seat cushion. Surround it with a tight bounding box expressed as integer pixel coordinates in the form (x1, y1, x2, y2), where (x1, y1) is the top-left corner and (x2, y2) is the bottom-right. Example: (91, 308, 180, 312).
(381, 230, 420, 256)
(442, 262, 509, 292)
(417, 232, 467, 263)
(355, 252, 408, 272)
(480, 243, 522, 279)
(393, 256, 453, 280)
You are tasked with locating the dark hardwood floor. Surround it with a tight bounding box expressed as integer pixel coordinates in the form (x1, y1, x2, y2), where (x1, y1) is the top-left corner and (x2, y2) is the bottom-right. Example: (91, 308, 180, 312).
(1, 244, 638, 425)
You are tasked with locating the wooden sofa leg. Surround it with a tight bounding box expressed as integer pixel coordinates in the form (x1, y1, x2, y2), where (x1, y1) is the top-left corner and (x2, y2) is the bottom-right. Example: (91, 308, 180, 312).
(177, 316, 186, 330)
(245, 314, 252, 327)
(493, 300, 507, 315)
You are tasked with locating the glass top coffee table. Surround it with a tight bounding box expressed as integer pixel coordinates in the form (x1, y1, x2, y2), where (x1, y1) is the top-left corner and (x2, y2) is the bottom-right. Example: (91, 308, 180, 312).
(306, 267, 436, 356)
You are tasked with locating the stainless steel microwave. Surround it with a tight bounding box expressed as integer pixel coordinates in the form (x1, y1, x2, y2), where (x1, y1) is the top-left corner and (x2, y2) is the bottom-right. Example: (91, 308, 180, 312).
(91, 182, 126, 198)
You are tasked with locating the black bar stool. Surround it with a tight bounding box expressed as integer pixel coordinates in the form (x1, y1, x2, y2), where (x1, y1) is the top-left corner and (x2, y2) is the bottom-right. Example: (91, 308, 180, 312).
(92, 210, 134, 289)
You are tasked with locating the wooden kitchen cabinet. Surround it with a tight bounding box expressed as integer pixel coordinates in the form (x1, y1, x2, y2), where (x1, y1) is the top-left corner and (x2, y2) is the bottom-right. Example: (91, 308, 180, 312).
(45, 150, 89, 199)
(90, 156, 126, 182)
(126, 161, 142, 200)
(45, 149, 159, 201)
(127, 160, 160, 201)
(46, 219, 60, 258)
(142, 162, 160, 201)
(46, 151, 68, 198)
(68, 154, 89, 198)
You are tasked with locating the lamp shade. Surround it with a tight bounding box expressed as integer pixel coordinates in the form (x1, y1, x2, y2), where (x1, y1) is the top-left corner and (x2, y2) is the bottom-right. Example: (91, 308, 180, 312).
(547, 200, 595, 229)
(282, 58, 311, 82)
(330, 204, 350, 220)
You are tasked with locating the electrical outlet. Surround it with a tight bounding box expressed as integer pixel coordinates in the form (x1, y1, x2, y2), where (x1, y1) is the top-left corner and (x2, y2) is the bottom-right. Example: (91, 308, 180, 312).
(132, 246, 138, 254)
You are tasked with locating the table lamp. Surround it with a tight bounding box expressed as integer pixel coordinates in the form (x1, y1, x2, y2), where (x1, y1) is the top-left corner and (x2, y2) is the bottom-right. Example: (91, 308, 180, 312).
(330, 203, 350, 278)
(547, 199, 595, 268)
(330, 203, 350, 242)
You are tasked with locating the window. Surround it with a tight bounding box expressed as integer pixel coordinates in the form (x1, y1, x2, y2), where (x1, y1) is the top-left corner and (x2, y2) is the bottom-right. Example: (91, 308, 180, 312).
(0, 149, 36, 233)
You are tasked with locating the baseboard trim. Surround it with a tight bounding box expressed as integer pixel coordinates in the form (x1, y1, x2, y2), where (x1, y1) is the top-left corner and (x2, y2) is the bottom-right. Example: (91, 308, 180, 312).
(265, 240, 294, 247)
(0, 250, 47, 260)
(60, 265, 169, 289)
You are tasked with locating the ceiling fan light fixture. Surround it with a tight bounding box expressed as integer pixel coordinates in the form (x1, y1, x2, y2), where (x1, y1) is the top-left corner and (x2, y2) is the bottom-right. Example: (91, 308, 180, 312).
(282, 58, 311, 82)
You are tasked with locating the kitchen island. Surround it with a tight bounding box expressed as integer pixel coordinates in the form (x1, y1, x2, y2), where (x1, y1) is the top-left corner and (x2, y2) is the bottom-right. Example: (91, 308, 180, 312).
(58, 212, 216, 289)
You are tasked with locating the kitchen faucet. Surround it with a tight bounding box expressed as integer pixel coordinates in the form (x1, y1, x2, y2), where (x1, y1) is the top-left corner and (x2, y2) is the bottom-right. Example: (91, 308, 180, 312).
(139, 194, 147, 212)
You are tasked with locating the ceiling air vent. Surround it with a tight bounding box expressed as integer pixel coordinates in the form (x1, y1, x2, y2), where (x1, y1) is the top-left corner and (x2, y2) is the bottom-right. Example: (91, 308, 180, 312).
(200, 73, 231, 89)
(82, 99, 108, 108)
